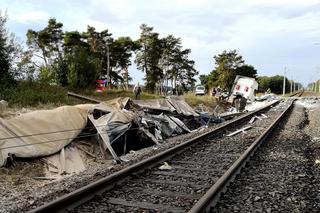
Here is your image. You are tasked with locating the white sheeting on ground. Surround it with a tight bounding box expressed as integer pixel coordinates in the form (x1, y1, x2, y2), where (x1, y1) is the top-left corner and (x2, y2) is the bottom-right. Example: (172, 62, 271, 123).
(45, 146, 85, 175)
(245, 100, 278, 112)
(0, 105, 89, 167)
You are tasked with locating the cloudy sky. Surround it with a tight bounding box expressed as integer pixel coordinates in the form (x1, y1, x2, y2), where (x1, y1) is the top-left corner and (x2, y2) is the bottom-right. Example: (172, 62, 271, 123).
(2, 0, 320, 86)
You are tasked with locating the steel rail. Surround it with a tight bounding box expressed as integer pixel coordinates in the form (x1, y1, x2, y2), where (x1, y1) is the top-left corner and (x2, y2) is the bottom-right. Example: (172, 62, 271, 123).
(289, 90, 304, 97)
(188, 99, 295, 213)
(28, 101, 279, 213)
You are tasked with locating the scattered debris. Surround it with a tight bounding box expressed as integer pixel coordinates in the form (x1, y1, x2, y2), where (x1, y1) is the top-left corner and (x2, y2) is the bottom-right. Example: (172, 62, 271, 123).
(227, 126, 252, 137)
(255, 115, 262, 121)
(0, 92, 284, 179)
(248, 116, 256, 124)
(0, 96, 201, 171)
(32, 177, 57, 181)
(76, 145, 96, 158)
(158, 162, 172, 170)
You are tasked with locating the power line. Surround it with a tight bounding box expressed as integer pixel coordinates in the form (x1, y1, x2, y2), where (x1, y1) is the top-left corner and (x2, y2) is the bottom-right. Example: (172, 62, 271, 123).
(0, 124, 158, 150)
(0, 125, 96, 141)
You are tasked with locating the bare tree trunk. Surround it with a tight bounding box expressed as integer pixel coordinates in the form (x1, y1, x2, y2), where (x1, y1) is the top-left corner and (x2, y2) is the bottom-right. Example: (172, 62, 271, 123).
(125, 67, 129, 90)
(166, 77, 168, 95)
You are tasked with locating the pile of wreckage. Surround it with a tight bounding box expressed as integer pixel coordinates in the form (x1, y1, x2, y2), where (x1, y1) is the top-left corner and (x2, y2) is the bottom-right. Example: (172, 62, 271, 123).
(0, 96, 208, 176)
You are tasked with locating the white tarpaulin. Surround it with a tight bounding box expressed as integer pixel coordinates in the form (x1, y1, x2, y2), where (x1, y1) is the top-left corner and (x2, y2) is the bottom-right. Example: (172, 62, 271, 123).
(0, 106, 89, 167)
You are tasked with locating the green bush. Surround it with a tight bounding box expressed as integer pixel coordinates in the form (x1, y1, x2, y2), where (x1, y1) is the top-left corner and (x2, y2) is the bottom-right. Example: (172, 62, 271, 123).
(0, 81, 69, 107)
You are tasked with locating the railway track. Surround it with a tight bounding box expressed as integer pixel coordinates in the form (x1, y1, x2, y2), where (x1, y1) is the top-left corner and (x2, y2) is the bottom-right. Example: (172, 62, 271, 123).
(289, 90, 304, 97)
(28, 99, 295, 213)
(212, 104, 313, 212)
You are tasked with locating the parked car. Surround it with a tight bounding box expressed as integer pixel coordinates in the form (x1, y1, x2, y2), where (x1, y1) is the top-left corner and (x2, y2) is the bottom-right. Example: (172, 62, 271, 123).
(195, 85, 205, 95)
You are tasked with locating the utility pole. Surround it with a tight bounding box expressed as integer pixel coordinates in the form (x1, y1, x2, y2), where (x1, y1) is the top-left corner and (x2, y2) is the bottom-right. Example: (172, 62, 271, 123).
(290, 80, 293, 93)
(283, 67, 286, 96)
(106, 44, 110, 88)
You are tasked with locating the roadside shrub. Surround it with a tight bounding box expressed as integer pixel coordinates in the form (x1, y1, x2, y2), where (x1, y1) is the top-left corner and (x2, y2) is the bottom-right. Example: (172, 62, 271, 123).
(183, 92, 216, 107)
(0, 81, 68, 106)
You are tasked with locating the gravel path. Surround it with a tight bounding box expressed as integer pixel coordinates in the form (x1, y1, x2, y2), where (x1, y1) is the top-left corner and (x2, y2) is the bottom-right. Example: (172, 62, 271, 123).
(213, 99, 320, 213)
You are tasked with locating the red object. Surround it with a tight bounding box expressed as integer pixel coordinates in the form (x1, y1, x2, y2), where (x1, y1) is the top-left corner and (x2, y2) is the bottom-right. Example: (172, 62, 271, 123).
(96, 80, 106, 92)
(235, 84, 240, 90)
(244, 86, 249, 92)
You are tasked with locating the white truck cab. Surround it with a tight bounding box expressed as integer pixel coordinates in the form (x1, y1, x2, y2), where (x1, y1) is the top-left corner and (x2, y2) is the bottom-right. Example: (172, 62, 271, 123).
(227, 75, 258, 111)
(230, 75, 258, 102)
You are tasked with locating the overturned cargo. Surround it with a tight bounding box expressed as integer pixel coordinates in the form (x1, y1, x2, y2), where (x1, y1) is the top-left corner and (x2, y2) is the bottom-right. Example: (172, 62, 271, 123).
(0, 97, 200, 167)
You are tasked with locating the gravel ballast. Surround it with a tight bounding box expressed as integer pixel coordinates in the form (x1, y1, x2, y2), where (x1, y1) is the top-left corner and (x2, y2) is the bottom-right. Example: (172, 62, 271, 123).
(213, 98, 320, 212)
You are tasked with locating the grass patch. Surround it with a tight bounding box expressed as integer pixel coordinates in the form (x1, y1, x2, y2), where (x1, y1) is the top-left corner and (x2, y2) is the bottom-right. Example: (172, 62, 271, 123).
(72, 88, 161, 102)
(183, 92, 217, 108)
(1, 82, 217, 110)
(0, 81, 74, 107)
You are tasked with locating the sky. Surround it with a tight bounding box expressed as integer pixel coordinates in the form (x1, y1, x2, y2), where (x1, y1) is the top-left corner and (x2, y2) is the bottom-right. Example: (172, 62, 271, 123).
(2, 0, 320, 86)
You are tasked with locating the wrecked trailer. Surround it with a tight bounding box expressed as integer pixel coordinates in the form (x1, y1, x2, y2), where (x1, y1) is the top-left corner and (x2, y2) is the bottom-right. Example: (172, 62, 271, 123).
(0, 97, 200, 169)
(133, 96, 201, 130)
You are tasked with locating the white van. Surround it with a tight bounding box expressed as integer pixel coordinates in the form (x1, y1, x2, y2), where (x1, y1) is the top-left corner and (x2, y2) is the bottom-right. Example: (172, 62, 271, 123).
(195, 85, 205, 95)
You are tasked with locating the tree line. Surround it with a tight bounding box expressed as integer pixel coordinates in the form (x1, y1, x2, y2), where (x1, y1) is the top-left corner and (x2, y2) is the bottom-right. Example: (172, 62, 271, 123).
(308, 80, 320, 93)
(200, 50, 303, 94)
(0, 12, 305, 96)
(199, 50, 257, 92)
(0, 13, 198, 93)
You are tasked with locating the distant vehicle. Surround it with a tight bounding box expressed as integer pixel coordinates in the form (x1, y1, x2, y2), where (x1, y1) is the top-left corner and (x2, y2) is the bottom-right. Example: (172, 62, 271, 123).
(195, 85, 206, 95)
(96, 79, 106, 92)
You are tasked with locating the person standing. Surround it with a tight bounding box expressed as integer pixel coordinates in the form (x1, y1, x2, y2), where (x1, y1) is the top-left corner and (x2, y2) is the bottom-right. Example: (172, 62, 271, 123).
(133, 82, 142, 100)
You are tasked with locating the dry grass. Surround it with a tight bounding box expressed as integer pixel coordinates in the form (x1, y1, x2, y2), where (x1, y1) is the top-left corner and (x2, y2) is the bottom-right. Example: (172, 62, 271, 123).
(77, 89, 161, 102)
(183, 92, 217, 111)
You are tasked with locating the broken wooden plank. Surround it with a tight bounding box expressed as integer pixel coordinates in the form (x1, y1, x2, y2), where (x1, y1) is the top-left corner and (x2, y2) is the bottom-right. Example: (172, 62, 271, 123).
(140, 127, 160, 145)
(88, 114, 120, 162)
(248, 116, 256, 124)
(67, 92, 100, 103)
(227, 126, 252, 137)
(78, 141, 92, 146)
(40, 159, 58, 170)
(33, 177, 58, 180)
(59, 148, 66, 175)
(255, 115, 262, 120)
(77, 145, 96, 158)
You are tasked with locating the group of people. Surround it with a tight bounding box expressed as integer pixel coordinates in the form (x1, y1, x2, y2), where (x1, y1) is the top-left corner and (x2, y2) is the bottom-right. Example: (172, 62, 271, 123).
(211, 86, 223, 101)
(133, 82, 184, 99)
